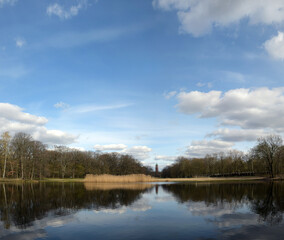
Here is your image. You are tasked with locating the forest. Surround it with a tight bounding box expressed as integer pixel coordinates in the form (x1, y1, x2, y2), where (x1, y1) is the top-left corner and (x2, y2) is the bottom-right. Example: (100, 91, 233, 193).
(0, 132, 284, 180)
(0, 132, 153, 180)
(162, 135, 284, 178)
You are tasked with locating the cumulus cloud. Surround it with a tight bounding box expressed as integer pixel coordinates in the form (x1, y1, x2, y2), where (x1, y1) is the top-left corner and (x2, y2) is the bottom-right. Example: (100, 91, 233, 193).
(122, 146, 152, 160)
(0, 102, 76, 145)
(207, 128, 270, 142)
(47, 0, 87, 20)
(186, 139, 234, 157)
(153, 0, 284, 36)
(177, 88, 284, 131)
(175, 87, 284, 156)
(94, 144, 127, 151)
(264, 31, 284, 60)
(177, 90, 221, 115)
(0, 103, 47, 125)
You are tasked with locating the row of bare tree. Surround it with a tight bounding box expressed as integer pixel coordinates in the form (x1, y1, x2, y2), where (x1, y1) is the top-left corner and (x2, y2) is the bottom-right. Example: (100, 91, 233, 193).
(162, 135, 284, 178)
(0, 132, 153, 179)
(1, 132, 283, 179)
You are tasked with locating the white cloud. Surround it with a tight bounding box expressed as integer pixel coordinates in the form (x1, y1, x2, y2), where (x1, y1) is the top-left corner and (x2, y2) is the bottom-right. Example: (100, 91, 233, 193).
(155, 155, 177, 161)
(0, 103, 47, 125)
(93, 144, 152, 160)
(264, 31, 284, 60)
(94, 144, 127, 151)
(47, 0, 87, 20)
(0, 102, 77, 145)
(175, 87, 284, 156)
(207, 128, 270, 142)
(0, 0, 17, 7)
(15, 38, 26, 48)
(153, 0, 284, 36)
(54, 101, 70, 109)
(177, 90, 221, 115)
(177, 88, 284, 131)
(122, 146, 152, 160)
(186, 139, 234, 157)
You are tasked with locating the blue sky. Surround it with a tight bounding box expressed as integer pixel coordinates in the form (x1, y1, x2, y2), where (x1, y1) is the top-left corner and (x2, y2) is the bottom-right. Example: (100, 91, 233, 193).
(1, 0, 284, 168)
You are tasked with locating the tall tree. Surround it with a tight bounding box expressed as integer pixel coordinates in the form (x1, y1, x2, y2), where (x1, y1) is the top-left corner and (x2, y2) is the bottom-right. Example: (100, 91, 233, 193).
(11, 133, 32, 179)
(0, 132, 11, 178)
(252, 135, 283, 178)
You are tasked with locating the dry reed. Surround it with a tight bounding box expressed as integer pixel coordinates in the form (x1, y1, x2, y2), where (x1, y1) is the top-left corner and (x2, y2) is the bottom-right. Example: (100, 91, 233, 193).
(84, 174, 157, 183)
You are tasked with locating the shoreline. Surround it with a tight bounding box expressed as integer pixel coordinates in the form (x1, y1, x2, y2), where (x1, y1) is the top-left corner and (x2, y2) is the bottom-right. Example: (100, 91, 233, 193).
(0, 176, 281, 183)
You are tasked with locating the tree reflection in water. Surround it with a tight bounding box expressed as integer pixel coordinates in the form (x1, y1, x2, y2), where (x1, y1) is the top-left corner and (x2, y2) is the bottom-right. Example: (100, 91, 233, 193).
(162, 182, 284, 225)
(0, 183, 153, 230)
(251, 182, 284, 225)
(1, 181, 284, 238)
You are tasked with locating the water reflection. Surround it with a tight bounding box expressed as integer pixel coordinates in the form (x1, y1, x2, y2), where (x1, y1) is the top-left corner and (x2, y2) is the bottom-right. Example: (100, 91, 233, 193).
(162, 182, 284, 225)
(0, 182, 283, 240)
(0, 183, 152, 231)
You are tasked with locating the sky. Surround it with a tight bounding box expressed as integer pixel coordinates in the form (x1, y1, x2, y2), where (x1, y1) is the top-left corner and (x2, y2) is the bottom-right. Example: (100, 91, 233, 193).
(1, 0, 284, 169)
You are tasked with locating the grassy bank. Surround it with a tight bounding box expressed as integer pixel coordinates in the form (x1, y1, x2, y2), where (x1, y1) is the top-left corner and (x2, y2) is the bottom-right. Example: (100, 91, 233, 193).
(0, 178, 84, 183)
(161, 176, 267, 182)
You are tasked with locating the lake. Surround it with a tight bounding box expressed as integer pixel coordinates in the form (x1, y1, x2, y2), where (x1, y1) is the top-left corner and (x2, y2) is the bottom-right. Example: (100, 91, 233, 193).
(0, 181, 283, 240)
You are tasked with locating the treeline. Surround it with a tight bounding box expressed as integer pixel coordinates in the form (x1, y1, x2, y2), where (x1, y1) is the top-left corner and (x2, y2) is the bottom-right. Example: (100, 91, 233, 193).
(0, 132, 153, 180)
(162, 135, 284, 178)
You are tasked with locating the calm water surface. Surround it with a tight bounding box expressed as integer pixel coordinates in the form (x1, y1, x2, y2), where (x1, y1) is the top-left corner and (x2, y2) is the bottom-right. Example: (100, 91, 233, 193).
(0, 181, 283, 240)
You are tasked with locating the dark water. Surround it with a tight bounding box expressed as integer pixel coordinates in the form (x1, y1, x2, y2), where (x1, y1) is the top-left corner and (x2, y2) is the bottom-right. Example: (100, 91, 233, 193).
(0, 181, 284, 240)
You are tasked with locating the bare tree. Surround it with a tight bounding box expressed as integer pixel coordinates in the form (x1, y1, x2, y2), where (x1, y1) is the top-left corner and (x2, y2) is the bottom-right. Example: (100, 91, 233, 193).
(11, 133, 32, 179)
(0, 132, 11, 178)
(252, 135, 283, 178)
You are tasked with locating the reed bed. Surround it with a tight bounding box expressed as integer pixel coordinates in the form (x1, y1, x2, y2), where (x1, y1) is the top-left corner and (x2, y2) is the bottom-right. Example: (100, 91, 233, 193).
(84, 182, 153, 191)
(84, 174, 157, 183)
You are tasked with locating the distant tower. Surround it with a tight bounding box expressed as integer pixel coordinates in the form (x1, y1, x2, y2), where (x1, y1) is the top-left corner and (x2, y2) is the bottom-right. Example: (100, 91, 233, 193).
(155, 164, 159, 177)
